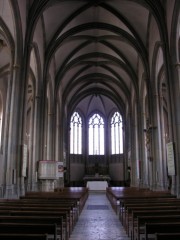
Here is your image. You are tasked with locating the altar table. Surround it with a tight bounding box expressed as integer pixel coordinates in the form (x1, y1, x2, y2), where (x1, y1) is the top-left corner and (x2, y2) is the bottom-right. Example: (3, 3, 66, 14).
(86, 181, 108, 191)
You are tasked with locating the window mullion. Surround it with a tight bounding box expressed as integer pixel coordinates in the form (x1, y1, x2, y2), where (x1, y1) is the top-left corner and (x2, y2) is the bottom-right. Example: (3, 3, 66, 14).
(98, 124, 100, 155)
(114, 123, 116, 154)
(77, 123, 79, 154)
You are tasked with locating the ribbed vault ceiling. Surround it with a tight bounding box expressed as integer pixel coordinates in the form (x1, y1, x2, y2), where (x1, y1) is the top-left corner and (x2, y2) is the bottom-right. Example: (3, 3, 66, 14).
(27, 0, 164, 116)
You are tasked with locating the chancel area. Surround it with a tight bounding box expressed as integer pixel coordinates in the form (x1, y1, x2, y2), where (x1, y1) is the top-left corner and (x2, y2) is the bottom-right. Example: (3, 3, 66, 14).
(0, 0, 180, 199)
(1, 1, 180, 239)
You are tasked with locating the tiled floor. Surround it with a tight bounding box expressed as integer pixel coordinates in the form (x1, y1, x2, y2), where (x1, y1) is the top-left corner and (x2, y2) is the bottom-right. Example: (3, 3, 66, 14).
(69, 192, 130, 240)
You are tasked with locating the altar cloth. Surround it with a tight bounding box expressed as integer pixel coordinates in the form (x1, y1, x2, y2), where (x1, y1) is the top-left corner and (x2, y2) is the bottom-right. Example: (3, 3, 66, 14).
(86, 181, 108, 191)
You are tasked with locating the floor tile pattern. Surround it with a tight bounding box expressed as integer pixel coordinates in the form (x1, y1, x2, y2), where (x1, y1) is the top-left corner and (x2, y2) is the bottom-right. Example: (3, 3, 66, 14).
(87, 205, 109, 210)
(69, 192, 130, 240)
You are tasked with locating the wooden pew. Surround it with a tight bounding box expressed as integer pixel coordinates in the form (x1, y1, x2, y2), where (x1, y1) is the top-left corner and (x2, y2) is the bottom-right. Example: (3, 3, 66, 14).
(134, 215, 180, 240)
(106, 187, 180, 240)
(19, 197, 79, 218)
(122, 199, 180, 222)
(0, 216, 63, 240)
(54, 187, 89, 212)
(106, 187, 148, 213)
(0, 198, 76, 237)
(155, 233, 180, 240)
(145, 222, 180, 240)
(0, 205, 73, 234)
(0, 223, 57, 240)
(125, 206, 180, 235)
(106, 187, 175, 215)
(0, 210, 69, 240)
(0, 200, 79, 224)
(0, 233, 48, 240)
(119, 197, 179, 223)
(0, 187, 89, 240)
(22, 187, 89, 213)
(0, 188, 88, 240)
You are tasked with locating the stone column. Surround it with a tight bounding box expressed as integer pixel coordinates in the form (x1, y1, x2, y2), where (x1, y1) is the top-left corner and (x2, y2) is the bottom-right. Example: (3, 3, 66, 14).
(4, 64, 22, 198)
(130, 117, 140, 188)
(41, 112, 55, 191)
(31, 95, 42, 191)
(141, 114, 149, 189)
(152, 93, 165, 190)
(159, 94, 168, 190)
(144, 118, 155, 190)
(173, 63, 180, 196)
(47, 112, 54, 160)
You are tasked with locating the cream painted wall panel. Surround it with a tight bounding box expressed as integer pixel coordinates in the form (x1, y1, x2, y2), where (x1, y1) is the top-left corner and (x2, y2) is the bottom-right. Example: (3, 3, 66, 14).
(70, 163, 85, 181)
(109, 163, 124, 181)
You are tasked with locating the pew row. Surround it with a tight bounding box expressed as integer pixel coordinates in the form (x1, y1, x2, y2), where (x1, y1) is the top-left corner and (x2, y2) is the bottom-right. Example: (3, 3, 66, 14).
(0, 187, 89, 240)
(145, 222, 180, 240)
(155, 233, 180, 240)
(0, 233, 49, 240)
(106, 187, 180, 240)
(0, 223, 57, 240)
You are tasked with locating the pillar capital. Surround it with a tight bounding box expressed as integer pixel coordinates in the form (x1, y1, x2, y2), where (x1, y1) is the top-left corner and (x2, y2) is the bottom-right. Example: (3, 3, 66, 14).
(13, 64, 20, 69)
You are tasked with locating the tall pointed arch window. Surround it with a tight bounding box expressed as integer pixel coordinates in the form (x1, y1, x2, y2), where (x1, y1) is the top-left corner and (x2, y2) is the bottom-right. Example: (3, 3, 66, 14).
(111, 111, 123, 154)
(70, 112, 82, 154)
(89, 113, 104, 155)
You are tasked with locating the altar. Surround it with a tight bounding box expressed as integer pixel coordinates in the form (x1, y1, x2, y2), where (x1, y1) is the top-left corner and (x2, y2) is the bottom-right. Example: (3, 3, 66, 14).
(84, 174, 110, 191)
(86, 181, 108, 191)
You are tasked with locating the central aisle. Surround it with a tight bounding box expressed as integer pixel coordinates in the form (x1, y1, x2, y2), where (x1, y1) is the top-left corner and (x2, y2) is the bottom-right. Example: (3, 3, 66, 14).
(70, 192, 130, 240)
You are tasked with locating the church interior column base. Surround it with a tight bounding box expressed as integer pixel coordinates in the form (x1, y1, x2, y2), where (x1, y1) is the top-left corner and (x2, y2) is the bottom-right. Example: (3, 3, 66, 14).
(55, 177, 64, 189)
(4, 184, 18, 199)
(40, 179, 55, 192)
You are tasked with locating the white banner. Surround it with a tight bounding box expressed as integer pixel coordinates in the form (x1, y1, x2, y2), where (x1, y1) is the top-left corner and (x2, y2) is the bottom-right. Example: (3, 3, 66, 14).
(22, 144, 28, 177)
(166, 142, 175, 176)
